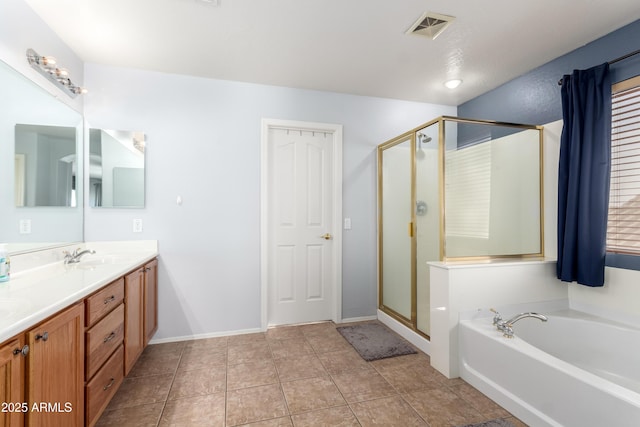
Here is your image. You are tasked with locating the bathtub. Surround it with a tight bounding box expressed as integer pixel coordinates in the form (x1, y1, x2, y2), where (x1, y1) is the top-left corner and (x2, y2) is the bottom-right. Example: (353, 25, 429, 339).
(458, 308, 640, 427)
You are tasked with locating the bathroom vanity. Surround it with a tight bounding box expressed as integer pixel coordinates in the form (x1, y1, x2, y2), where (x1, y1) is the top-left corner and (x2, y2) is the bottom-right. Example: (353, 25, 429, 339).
(0, 242, 158, 427)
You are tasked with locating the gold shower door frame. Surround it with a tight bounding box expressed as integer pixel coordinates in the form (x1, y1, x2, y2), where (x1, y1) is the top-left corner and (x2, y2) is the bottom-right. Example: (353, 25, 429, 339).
(377, 125, 422, 334)
(377, 116, 544, 338)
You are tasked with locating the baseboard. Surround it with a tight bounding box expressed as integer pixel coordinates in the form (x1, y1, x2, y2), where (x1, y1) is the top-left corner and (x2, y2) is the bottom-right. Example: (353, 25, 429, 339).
(150, 314, 379, 345)
(149, 327, 263, 345)
(377, 309, 431, 355)
(340, 315, 378, 323)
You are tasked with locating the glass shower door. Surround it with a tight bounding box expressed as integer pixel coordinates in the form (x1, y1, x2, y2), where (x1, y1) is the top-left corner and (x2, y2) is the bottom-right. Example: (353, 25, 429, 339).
(379, 135, 414, 323)
(415, 124, 439, 336)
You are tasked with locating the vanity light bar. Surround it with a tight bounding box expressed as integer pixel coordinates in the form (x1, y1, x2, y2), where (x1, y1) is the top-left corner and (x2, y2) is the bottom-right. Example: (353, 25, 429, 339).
(26, 48, 87, 98)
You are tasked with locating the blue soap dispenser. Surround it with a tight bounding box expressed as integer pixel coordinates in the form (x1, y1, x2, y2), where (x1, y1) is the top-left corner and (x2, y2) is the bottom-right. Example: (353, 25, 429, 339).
(0, 244, 9, 282)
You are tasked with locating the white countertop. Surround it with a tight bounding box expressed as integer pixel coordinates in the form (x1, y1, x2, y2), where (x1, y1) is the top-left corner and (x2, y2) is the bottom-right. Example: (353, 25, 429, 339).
(0, 241, 158, 343)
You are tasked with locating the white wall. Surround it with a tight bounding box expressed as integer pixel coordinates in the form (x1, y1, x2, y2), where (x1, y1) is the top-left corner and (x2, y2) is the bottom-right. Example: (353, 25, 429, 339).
(83, 63, 456, 340)
(569, 268, 640, 325)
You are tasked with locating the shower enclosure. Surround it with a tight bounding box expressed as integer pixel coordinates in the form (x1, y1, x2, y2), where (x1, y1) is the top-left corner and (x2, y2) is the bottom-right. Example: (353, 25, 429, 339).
(377, 116, 543, 337)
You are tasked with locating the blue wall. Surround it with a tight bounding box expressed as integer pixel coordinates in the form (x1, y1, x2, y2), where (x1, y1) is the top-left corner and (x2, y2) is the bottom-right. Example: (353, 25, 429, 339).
(459, 19, 640, 125)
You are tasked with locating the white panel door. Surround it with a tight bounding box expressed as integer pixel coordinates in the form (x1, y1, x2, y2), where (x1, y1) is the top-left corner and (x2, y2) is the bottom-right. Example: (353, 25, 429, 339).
(267, 128, 334, 326)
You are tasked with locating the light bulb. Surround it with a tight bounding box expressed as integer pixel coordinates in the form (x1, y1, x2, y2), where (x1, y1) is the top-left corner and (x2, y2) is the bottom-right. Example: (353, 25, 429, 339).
(444, 79, 462, 89)
(55, 68, 69, 78)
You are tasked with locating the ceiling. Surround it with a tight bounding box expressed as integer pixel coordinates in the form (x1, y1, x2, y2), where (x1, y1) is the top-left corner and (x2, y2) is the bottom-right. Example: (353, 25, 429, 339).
(24, 0, 640, 106)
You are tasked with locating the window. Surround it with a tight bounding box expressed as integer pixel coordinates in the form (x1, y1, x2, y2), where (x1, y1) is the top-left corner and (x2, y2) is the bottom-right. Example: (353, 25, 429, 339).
(607, 75, 640, 255)
(445, 141, 491, 239)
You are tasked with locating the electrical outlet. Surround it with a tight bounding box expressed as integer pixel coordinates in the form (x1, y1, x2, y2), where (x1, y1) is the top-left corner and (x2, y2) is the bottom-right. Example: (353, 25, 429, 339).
(19, 219, 31, 234)
(133, 218, 143, 233)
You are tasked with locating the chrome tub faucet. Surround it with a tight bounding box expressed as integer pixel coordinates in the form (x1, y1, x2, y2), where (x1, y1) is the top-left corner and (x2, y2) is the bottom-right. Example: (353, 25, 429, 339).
(490, 308, 548, 338)
(63, 248, 96, 264)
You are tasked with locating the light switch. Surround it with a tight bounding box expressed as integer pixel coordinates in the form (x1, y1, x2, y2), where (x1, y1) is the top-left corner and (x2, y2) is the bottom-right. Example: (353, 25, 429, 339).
(19, 219, 31, 234)
(133, 218, 143, 233)
(344, 218, 352, 230)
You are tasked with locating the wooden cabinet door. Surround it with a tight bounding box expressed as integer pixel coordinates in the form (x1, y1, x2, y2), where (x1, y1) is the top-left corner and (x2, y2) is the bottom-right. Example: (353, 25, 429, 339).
(143, 259, 158, 346)
(124, 267, 144, 375)
(27, 302, 84, 427)
(0, 336, 26, 427)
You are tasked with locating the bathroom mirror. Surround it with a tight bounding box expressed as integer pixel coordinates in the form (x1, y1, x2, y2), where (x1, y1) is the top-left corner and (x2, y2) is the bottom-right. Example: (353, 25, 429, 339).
(89, 128, 146, 208)
(15, 124, 78, 207)
(0, 59, 83, 253)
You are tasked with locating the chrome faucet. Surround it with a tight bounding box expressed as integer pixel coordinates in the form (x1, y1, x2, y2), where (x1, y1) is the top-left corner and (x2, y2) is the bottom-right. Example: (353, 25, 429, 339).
(490, 309, 547, 338)
(63, 248, 96, 264)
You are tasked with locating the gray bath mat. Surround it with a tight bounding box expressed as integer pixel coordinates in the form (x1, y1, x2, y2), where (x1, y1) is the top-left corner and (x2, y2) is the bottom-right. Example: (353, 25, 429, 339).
(457, 419, 514, 427)
(336, 323, 417, 361)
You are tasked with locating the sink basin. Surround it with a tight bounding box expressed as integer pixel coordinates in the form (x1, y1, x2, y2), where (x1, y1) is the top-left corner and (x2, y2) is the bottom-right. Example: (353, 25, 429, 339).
(76, 254, 135, 267)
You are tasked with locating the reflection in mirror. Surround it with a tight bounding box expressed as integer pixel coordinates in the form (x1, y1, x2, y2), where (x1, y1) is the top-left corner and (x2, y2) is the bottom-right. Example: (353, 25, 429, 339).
(15, 124, 77, 207)
(0, 59, 83, 254)
(89, 129, 145, 208)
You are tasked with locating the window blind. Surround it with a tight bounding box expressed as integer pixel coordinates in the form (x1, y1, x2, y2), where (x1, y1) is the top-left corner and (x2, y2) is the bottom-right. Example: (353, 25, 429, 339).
(445, 142, 491, 239)
(607, 76, 640, 254)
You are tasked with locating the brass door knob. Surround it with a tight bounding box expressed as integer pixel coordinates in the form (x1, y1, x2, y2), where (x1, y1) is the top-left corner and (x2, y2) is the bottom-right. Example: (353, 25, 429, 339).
(320, 233, 333, 240)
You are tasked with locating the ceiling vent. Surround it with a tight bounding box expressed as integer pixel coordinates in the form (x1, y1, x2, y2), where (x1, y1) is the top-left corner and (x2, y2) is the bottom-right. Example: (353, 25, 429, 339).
(406, 12, 455, 40)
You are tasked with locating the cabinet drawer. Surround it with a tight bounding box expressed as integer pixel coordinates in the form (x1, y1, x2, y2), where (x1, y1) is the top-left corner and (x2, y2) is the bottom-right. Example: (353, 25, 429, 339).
(86, 345, 124, 427)
(86, 278, 124, 327)
(86, 303, 124, 379)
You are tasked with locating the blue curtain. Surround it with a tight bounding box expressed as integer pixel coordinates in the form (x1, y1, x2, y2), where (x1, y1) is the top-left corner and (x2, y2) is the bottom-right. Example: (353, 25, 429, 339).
(557, 63, 611, 287)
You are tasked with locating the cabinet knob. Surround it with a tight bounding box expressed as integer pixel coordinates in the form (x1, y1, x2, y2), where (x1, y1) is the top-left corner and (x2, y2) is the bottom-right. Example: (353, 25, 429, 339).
(104, 295, 116, 305)
(13, 345, 29, 357)
(35, 332, 49, 342)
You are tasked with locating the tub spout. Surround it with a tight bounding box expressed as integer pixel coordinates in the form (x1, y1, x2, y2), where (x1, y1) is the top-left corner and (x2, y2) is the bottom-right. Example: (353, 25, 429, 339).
(499, 312, 548, 338)
(506, 312, 548, 325)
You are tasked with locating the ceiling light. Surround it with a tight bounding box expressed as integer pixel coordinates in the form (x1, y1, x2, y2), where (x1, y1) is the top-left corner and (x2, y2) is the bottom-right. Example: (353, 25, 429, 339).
(444, 79, 462, 89)
(26, 48, 87, 98)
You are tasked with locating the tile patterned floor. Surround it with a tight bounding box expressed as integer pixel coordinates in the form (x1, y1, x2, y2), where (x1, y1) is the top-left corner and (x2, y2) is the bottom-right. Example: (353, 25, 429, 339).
(97, 320, 527, 427)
